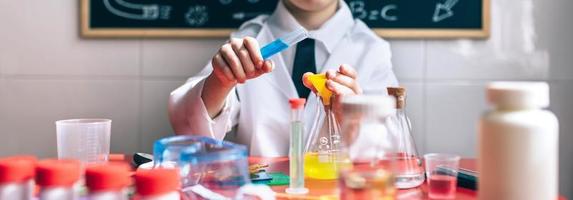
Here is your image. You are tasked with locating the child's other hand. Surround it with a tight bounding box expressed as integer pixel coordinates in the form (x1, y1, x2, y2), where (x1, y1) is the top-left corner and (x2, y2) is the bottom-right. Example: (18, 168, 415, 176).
(302, 64, 362, 96)
(209, 37, 274, 87)
(324, 64, 362, 96)
(303, 64, 362, 122)
(327, 64, 362, 122)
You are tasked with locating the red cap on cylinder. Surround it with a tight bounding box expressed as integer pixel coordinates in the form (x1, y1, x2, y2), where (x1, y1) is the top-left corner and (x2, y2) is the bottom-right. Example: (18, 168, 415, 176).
(85, 163, 132, 192)
(289, 98, 306, 109)
(0, 155, 37, 184)
(135, 168, 180, 196)
(35, 159, 81, 187)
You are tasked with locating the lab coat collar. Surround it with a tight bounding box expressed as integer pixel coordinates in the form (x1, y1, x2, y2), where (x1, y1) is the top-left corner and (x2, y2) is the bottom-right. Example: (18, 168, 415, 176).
(268, 0, 355, 54)
(320, 33, 352, 73)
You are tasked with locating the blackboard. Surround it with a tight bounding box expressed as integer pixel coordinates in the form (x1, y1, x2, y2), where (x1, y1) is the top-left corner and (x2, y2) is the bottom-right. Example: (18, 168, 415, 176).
(81, 0, 489, 39)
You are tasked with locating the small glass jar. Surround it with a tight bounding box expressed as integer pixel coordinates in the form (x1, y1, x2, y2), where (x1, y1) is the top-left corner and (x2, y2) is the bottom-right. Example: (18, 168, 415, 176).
(338, 95, 398, 200)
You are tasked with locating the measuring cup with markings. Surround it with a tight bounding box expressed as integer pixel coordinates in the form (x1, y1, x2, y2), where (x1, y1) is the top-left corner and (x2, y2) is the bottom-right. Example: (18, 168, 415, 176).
(56, 119, 111, 164)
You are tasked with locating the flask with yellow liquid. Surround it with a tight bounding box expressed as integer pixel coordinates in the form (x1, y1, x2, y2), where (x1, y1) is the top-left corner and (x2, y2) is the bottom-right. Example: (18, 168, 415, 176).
(304, 74, 351, 180)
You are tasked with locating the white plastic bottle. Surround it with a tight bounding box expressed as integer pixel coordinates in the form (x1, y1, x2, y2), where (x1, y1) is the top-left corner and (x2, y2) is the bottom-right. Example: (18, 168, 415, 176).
(135, 168, 180, 200)
(479, 82, 558, 200)
(35, 159, 82, 200)
(0, 156, 36, 200)
(85, 163, 131, 200)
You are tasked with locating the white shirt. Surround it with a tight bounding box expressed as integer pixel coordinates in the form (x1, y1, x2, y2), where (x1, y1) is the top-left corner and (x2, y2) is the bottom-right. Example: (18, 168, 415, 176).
(168, 0, 398, 156)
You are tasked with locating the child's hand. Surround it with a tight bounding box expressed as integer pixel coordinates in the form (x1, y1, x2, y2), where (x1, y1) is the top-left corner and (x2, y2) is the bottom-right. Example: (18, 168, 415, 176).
(302, 64, 362, 96)
(324, 64, 362, 96)
(302, 64, 362, 121)
(209, 37, 274, 87)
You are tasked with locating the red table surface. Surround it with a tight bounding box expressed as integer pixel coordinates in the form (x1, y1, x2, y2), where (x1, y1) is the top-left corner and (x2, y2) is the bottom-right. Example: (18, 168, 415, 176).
(116, 154, 565, 200)
(248, 157, 567, 200)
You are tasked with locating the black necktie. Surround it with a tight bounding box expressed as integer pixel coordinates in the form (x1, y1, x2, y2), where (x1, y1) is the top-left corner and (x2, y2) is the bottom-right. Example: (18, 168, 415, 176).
(291, 38, 316, 99)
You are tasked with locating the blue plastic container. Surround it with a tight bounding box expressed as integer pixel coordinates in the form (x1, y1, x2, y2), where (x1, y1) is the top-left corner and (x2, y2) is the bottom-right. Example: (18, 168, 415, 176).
(153, 135, 250, 189)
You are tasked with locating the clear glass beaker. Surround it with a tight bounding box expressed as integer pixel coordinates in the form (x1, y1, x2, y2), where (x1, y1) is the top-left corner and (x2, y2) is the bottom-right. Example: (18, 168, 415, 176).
(338, 95, 398, 200)
(424, 153, 460, 199)
(386, 87, 424, 189)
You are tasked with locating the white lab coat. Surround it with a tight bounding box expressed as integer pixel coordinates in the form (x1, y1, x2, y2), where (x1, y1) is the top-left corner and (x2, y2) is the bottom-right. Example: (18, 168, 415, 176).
(169, 1, 398, 157)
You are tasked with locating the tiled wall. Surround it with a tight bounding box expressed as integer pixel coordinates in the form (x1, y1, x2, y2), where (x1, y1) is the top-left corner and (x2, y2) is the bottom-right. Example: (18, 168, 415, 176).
(0, 0, 571, 197)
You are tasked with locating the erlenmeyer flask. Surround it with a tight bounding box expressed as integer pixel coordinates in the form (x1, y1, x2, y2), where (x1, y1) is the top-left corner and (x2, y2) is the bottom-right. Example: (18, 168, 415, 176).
(304, 74, 350, 180)
(386, 87, 425, 189)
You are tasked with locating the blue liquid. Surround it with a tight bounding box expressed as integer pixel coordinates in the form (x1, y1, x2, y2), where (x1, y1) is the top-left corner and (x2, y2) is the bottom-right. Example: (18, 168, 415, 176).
(260, 39, 289, 60)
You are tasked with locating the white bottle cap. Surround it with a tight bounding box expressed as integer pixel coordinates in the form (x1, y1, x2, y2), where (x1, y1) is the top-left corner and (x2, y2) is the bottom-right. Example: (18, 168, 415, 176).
(486, 81, 550, 109)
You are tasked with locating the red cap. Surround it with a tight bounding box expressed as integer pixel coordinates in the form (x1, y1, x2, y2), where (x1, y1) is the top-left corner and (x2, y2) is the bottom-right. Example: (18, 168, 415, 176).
(0, 155, 37, 184)
(85, 163, 132, 192)
(35, 159, 81, 187)
(135, 168, 180, 196)
(289, 98, 306, 109)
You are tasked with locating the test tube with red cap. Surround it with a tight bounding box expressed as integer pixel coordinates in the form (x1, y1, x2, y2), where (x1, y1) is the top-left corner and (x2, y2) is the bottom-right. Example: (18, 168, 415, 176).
(285, 98, 309, 194)
(0, 156, 37, 200)
(85, 163, 131, 200)
(35, 159, 81, 200)
(134, 168, 180, 200)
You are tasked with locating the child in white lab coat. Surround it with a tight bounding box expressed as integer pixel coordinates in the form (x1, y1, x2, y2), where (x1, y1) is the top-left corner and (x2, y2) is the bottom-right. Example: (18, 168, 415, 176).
(169, 0, 398, 156)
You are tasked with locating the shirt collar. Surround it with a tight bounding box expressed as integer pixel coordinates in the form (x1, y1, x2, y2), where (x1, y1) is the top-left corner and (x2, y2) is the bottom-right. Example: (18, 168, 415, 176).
(268, 0, 355, 53)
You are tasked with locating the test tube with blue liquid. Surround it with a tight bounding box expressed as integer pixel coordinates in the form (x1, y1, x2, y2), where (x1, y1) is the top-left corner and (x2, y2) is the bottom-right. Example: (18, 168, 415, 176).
(261, 27, 309, 60)
(286, 98, 309, 195)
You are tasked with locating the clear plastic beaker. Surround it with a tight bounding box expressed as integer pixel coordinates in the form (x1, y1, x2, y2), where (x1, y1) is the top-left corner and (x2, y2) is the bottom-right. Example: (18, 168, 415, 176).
(386, 87, 424, 188)
(153, 135, 250, 191)
(424, 153, 460, 199)
(338, 95, 397, 200)
(56, 119, 111, 164)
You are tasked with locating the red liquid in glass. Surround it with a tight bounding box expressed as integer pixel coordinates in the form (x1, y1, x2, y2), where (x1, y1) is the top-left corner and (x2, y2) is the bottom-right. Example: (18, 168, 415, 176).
(428, 175, 456, 199)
